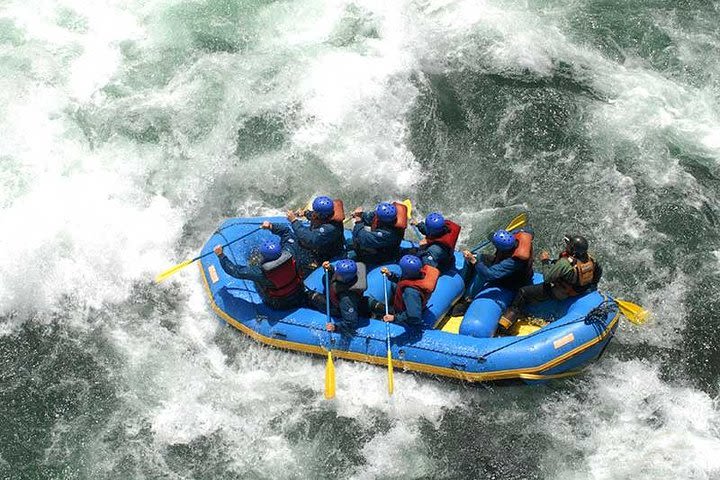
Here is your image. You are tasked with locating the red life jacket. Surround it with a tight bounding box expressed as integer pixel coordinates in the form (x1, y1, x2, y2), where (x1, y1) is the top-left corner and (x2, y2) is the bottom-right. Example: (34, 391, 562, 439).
(492, 231, 534, 287)
(425, 220, 461, 250)
(371, 201, 408, 232)
(310, 199, 345, 227)
(261, 251, 303, 298)
(328, 262, 367, 306)
(393, 265, 440, 312)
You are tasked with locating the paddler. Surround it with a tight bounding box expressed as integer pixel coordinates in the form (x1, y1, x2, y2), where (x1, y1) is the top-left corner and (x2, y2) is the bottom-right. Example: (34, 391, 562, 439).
(350, 202, 408, 265)
(452, 229, 535, 316)
(412, 211, 461, 273)
(308, 259, 368, 335)
(286, 196, 346, 269)
(499, 234, 603, 329)
(380, 255, 440, 329)
(213, 221, 307, 310)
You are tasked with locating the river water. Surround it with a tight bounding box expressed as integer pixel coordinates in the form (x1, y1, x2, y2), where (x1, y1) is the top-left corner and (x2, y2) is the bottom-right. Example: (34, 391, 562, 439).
(1, 0, 720, 478)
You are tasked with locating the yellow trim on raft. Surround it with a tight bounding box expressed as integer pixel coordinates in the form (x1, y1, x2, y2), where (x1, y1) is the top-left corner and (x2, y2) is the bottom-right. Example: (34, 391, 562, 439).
(199, 263, 619, 382)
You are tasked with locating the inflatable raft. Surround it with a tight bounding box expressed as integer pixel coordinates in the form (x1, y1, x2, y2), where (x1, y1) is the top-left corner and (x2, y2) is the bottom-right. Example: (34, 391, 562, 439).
(199, 217, 620, 383)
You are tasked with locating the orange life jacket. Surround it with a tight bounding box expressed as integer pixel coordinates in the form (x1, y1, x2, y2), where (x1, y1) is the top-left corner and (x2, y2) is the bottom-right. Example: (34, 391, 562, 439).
(261, 251, 303, 298)
(371, 201, 408, 231)
(393, 265, 440, 312)
(492, 231, 534, 288)
(425, 220, 461, 250)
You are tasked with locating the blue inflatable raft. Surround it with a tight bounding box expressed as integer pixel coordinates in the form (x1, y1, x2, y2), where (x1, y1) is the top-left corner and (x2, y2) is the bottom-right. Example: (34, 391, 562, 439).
(199, 217, 620, 383)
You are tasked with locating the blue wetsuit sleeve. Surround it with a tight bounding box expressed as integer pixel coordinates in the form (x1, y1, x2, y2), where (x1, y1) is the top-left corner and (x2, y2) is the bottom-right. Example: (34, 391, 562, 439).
(218, 254, 271, 286)
(292, 220, 340, 249)
(353, 226, 398, 249)
(416, 222, 427, 236)
(395, 287, 423, 326)
(474, 257, 524, 283)
(360, 211, 375, 225)
(419, 244, 447, 269)
(386, 273, 400, 284)
(270, 223, 295, 249)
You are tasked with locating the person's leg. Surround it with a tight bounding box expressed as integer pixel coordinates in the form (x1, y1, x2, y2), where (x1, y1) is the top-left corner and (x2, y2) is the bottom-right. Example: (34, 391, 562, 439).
(499, 283, 551, 331)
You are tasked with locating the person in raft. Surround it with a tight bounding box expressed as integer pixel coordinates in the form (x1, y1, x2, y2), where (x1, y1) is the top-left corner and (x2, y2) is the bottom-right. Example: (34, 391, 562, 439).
(499, 234, 603, 329)
(286, 196, 346, 269)
(350, 201, 408, 265)
(380, 255, 440, 329)
(213, 221, 306, 310)
(412, 212, 462, 273)
(308, 259, 368, 335)
(453, 228, 534, 316)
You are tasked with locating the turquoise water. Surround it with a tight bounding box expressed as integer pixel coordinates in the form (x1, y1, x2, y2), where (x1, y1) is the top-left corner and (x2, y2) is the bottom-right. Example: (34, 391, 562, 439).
(1, 0, 719, 478)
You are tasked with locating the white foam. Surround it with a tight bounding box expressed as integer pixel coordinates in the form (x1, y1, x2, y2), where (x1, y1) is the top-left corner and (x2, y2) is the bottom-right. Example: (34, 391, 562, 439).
(544, 359, 720, 479)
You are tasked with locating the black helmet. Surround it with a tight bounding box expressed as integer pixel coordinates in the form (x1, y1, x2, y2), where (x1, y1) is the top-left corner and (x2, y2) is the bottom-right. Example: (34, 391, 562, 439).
(563, 234, 589, 257)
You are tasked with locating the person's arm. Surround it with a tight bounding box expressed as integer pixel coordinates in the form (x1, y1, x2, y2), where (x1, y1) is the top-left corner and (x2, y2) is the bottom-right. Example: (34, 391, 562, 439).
(218, 254, 270, 285)
(394, 288, 423, 326)
(475, 257, 524, 282)
(353, 227, 396, 249)
(542, 258, 574, 284)
(360, 211, 375, 226)
(593, 261, 603, 285)
(419, 244, 447, 269)
(292, 221, 340, 249)
(270, 223, 294, 248)
(415, 221, 427, 236)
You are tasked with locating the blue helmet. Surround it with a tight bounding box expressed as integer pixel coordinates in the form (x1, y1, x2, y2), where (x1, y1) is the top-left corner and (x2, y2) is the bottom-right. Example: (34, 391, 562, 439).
(335, 259, 357, 281)
(425, 212, 445, 235)
(492, 230, 516, 252)
(312, 196, 334, 218)
(375, 202, 397, 224)
(399, 254, 422, 277)
(260, 239, 282, 261)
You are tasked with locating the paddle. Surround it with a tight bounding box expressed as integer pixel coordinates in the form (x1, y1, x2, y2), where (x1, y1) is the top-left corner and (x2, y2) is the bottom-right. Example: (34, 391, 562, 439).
(382, 272, 395, 395)
(469, 212, 528, 253)
(616, 299, 649, 325)
(324, 272, 336, 399)
(154, 227, 261, 283)
(401, 199, 423, 242)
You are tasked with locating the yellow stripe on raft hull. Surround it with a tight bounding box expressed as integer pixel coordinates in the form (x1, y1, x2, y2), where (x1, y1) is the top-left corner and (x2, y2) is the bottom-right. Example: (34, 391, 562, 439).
(199, 263, 619, 382)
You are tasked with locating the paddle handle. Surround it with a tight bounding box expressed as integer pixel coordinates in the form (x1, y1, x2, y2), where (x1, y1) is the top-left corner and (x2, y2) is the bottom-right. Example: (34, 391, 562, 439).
(325, 271, 332, 325)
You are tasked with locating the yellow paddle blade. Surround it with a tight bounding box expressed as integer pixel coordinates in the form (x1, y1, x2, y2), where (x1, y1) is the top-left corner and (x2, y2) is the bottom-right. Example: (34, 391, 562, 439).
(387, 349, 394, 396)
(616, 299, 649, 325)
(401, 198, 413, 219)
(324, 350, 336, 399)
(505, 212, 527, 232)
(154, 258, 194, 284)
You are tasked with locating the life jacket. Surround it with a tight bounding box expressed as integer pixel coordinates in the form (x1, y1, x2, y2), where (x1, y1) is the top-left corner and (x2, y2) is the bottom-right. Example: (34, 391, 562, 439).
(261, 251, 304, 298)
(491, 231, 534, 289)
(328, 262, 367, 306)
(393, 265, 440, 312)
(425, 220, 461, 251)
(558, 254, 597, 296)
